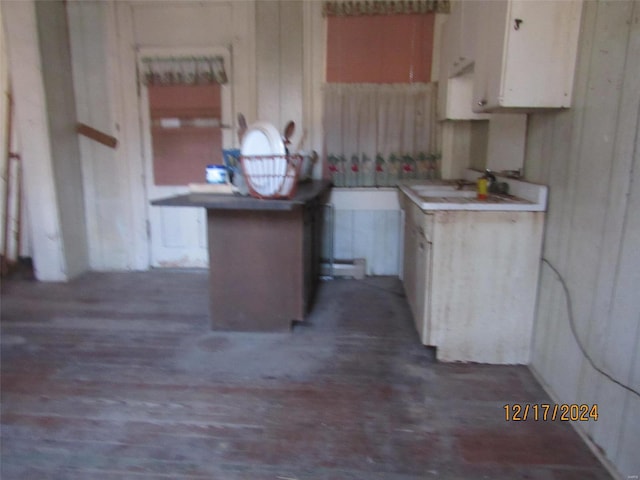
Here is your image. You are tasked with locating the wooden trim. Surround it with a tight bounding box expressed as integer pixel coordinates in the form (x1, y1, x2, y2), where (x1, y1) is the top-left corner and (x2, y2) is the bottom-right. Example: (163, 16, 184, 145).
(76, 123, 118, 149)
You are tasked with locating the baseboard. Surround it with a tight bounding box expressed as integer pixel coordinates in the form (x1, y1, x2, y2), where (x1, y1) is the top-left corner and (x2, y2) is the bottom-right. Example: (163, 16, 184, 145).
(528, 365, 623, 480)
(320, 258, 366, 279)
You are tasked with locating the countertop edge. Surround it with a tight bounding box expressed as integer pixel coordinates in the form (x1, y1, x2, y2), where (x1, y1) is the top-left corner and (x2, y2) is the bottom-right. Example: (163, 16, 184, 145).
(399, 183, 546, 212)
(151, 180, 332, 211)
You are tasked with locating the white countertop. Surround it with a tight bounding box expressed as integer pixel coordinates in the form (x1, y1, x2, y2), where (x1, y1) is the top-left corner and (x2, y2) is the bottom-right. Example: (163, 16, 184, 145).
(399, 170, 548, 212)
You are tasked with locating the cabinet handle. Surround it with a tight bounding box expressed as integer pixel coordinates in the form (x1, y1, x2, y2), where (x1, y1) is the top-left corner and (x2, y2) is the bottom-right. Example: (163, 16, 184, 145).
(477, 99, 487, 107)
(514, 18, 523, 30)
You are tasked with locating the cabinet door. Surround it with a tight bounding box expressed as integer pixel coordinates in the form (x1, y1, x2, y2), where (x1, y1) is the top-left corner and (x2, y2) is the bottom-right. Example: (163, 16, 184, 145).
(415, 211, 434, 345)
(500, 0, 580, 108)
(414, 232, 430, 344)
(402, 206, 417, 316)
(474, 0, 582, 111)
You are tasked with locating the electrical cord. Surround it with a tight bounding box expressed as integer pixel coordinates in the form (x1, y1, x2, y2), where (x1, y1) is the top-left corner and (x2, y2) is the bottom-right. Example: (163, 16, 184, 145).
(541, 258, 640, 398)
(360, 278, 407, 298)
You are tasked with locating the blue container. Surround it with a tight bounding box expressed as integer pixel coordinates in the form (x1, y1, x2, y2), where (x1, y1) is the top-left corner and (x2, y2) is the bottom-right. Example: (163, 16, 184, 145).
(206, 165, 228, 184)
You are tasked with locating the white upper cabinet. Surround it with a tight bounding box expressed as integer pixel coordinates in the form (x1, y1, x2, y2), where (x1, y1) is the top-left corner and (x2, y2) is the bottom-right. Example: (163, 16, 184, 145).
(472, 0, 582, 112)
(437, 2, 490, 120)
(438, 72, 491, 120)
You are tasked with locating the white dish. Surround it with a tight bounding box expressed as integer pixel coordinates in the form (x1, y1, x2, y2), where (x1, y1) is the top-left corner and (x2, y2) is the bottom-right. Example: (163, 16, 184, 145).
(241, 122, 286, 196)
(278, 162, 296, 197)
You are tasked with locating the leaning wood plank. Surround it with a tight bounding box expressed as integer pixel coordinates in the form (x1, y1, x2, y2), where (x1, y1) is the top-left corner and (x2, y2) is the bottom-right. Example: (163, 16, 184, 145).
(76, 122, 118, 149)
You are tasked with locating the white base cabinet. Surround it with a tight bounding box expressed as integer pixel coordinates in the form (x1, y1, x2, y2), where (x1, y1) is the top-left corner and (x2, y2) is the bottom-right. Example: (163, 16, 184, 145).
(401, 194, 545, 364)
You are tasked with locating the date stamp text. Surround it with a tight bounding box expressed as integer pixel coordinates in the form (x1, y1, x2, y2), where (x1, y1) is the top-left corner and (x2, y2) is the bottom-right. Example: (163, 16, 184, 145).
(504, 403, 598, 421)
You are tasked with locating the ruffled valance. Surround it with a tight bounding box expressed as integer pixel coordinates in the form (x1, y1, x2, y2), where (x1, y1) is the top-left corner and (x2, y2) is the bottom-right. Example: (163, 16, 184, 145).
(140, 56, 228, 86)
(323, 0, 450, 16)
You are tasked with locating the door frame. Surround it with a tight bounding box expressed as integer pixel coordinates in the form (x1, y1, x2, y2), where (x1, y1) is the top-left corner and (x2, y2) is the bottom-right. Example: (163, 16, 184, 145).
(137, 46, 233, 267)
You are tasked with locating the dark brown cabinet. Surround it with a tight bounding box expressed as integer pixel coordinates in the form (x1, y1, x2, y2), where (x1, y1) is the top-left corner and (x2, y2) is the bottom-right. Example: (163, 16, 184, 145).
(152, 180, 331, 331)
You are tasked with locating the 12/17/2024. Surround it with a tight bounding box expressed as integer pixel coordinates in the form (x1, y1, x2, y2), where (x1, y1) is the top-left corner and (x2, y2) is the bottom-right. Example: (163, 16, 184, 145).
(504, 403, 598, 421)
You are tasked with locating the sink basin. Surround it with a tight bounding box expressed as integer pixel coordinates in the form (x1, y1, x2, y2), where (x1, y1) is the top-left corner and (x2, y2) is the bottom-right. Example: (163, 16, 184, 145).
(399, 173, 547, 211)
(420, 190, 476, 199)
(408, 186, 476, 199)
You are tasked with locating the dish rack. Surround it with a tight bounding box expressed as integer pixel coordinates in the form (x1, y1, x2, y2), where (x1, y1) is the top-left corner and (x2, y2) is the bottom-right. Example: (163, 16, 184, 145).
(240, 154, 303, 199)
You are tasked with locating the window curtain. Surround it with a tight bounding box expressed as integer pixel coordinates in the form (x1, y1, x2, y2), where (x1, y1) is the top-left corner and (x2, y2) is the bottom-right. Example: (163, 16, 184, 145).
(323, 83, 439, 187)
(140, 56, 227, 86)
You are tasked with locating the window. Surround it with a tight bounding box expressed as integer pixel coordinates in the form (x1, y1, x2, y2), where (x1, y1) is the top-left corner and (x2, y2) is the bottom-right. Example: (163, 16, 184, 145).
(323, 13, 439, 186)
(148, 84, 222, 185)
(326, 13, 435, 83)
(141, 55, 228, 186)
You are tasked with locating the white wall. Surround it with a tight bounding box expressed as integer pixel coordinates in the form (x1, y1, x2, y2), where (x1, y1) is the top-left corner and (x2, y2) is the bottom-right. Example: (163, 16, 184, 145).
(0, 7, 9, 260)
(16, 0, 428, 274)
(69, 1, 258, 270)
(526, 1, 640, 477)
(329, 188, 402, 275)
(35, 1, 89, 278)
(2, 0, 86, 281)
(0, 7, 31, 265)
(256, 1, 303, 142)
(66, 0, 326, 270)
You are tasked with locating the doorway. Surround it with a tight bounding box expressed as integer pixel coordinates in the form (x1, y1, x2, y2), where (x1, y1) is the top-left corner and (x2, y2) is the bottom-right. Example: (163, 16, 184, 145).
(138, 49, 232, 268)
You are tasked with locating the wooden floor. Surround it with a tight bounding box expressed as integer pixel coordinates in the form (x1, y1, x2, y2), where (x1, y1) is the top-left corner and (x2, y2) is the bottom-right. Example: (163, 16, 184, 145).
(1, 271, 612, 479)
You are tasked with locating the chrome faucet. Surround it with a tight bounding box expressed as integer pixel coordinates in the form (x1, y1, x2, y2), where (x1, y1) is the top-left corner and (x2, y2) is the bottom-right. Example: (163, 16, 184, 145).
(485, 169, 510, 195)
(485, 169, 497, 186)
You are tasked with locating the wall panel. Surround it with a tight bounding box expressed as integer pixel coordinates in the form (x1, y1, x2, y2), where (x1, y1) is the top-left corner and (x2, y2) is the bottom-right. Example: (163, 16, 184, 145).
(256, 1, 304, 145)
(3, 0, 72, 280)
(526, 1, 640, 477)
(328, 188, 401, 276)
(0, 9, 8, 253)
(68, 1, 146, 270)
(330, 209, 401, 276)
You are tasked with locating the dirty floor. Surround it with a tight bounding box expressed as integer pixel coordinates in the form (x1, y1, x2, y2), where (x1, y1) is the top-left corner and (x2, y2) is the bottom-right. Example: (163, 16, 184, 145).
(0, 271, 612, 479)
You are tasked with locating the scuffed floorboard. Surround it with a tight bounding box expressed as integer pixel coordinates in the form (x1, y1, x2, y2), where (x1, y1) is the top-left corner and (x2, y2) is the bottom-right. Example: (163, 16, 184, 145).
(1, 271, 612, 479)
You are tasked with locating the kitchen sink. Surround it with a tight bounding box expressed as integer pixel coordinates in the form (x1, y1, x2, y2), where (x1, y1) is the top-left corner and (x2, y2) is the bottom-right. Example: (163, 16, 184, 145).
(398, 171, 548, 211)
